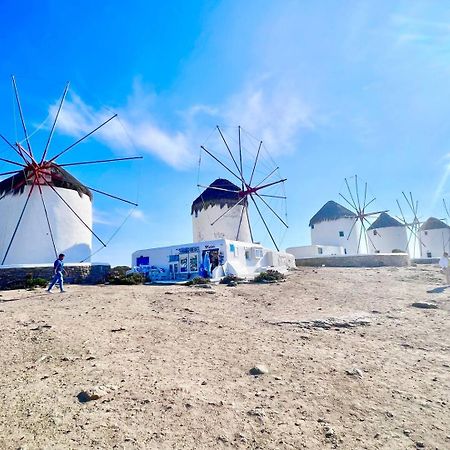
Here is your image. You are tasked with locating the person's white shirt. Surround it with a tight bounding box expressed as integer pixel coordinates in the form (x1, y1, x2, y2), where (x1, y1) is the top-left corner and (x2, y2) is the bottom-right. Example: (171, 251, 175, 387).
(439, 256, 449, 269)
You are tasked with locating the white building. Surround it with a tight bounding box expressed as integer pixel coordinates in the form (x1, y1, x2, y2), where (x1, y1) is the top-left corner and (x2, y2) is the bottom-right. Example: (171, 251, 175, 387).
(309, 200, 363, 255)
(0, 164, 92, 265)
(285, 244, 345, 259)
(366, 212, 408, 254)
(131, 239, 295, 281)
(419, 217, 450, 258)
(192, 179, 251, 243)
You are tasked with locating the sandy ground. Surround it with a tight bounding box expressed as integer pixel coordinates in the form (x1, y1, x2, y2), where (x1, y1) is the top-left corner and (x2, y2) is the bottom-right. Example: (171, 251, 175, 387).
(0, 265, 449, 450)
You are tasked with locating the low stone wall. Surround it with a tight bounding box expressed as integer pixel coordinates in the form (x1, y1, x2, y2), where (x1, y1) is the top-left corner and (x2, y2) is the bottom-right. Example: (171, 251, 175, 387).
(0, 264, 110, 290)
(411, 258, 439, 265)
(295, 253, 410, 268)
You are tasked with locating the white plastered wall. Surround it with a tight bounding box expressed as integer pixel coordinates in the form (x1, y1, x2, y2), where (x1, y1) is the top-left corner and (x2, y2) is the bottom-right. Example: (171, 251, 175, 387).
(367, 226, 408, 254)
(419, 228, 450, 258)
(0, 185, 92, 265)
(192, 203, 252, 243)
(311, 218, 365, 255)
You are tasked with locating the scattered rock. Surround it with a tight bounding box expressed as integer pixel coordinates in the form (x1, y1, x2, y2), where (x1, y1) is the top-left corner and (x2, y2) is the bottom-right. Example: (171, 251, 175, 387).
(111, 327, 126, 332)
(403, 429, 412, 436)
(415, 442, 425, 448)
(324, 425, 335, 438)
(249, 364, 269, 376)
(345, 368, 363, 378)
(77, 384, 117, 403)
(227, 281, 238, 287)
(385, 411, 394, 418)
(411, 302, 438, 309)
(269, 317, 371, 330)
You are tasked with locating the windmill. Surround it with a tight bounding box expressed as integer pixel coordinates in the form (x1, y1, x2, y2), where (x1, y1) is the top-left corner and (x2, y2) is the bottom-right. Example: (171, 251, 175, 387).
(395, 192, 425, 258)
(0, 76, 142, 266)
(195, 126, 288, 251)
(338, 175, 388, 254)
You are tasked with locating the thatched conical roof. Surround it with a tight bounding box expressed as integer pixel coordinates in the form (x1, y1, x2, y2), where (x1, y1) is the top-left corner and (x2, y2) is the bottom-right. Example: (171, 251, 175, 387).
(419, 217, 450, 231)
(367, 212, 403, 230)
(0, 163, 92, 200)
(191, 178, 246, 215)
(309, 200, 356, 227)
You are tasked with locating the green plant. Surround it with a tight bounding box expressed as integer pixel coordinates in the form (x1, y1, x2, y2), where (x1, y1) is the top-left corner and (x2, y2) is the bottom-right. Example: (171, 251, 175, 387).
(254, 270, 285, 283)
(220, 275, 243, 284)
(24, 275, 48, 289)
(185, 276, 210, 286)
(107, 267, 145, 285)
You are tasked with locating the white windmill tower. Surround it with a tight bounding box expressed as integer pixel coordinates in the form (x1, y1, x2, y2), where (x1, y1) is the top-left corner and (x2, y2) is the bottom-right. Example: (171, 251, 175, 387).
(0, 77, 141, 266)
(366, 212, 408, 254)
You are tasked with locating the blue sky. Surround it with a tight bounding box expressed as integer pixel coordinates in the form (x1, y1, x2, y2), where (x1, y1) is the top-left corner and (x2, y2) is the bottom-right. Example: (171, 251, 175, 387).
(1, 0, 450, 265)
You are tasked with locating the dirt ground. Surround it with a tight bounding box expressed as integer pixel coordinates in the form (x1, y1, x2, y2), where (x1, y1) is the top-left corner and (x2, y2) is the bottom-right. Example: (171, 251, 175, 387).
(0, 265, 449, 450)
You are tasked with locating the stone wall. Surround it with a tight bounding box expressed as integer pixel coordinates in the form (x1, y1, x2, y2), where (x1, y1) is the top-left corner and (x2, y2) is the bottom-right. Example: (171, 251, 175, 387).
(0, 264, 110, 290)
(295, 253, 410, 268)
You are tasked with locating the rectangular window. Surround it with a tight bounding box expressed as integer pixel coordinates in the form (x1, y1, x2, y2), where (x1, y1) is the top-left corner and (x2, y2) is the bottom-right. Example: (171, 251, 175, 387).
(339, 231, 344, 237)
(373, 230, 377, 236)
(427, 252, 432, 258)
(136, 256, 149, 266)
(318, 247, 323, 255)
(189, 254, 198, 272)
(424, 231, 428, 236)
(245, 249, 251, 260)
(311, 224, 314, 229)
(180, 256, 188, 273)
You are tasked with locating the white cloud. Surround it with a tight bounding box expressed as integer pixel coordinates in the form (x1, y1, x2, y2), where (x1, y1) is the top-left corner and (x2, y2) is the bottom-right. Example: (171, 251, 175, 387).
(50, 78, 314, 170)
(223, 79, 314, 154)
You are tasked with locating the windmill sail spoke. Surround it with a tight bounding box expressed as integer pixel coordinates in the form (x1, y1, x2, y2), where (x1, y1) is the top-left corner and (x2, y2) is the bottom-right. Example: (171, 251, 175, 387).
(59, 156, 143, 167)
(355, 175, 362, 211)
(255, 193, 288, 228)
(85, 186, 138, 206)
(339, 193, 357, 211)
(346, 218, 358, 241)
(209, 196, 246, 226)
(444, 199, 450, 219)
(0, 134, 29, 165)
(42, 179, 106, 247)
(238, 126, 244, 189)
(36, 183, 58, 258)
(217, 126, 242, 180)
(48, 114, 117, 163)
(1, 180, 37, 265)
(362, 218, 377, 252)
(197, 184, 240, 194)
(259, 194, 286, 199)
(249, 194, 279, 251)
(236, 201, 245, 240)
(41, 82, 70, 163)
(0, 170, 22, 177)
(249, 141, 262, 186)
(12, 76, 34, 159)
(200, 145, 243, 184)
(344, 178, 358, 212)
(362, 182, 368, 212)
(356, 219, 364, 253)
(254, 166, 280, 189)
(253, 178, 287, 192)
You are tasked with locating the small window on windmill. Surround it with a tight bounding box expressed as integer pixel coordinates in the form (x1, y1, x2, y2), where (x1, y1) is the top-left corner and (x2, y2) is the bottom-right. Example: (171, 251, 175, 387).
(427, 251, 432, 258)
(245, 249, 251, 260)
(311, 224, 315, 229)
(373, 230, 378, 236)
(339, 231, 344, 237)
(318, 247, 323, 255)
(424, 231, 428, 236)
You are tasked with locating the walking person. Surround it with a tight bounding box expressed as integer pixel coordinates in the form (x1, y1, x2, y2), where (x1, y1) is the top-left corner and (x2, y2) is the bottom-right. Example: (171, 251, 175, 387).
(47, 253, 66, 293)
(439, 252, 450, 285)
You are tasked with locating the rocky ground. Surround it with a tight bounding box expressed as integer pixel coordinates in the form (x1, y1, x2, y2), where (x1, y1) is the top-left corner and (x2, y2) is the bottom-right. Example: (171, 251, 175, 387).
(0, 265, 449, 449)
